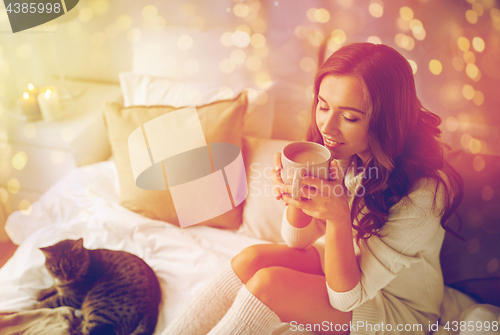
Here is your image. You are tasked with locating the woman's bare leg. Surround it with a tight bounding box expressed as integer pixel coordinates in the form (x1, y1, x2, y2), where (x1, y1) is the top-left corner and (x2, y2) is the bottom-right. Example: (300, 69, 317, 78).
(226, 244, 350, 335)
(231, 243, 323, 283)
(246, 266, 352, 335)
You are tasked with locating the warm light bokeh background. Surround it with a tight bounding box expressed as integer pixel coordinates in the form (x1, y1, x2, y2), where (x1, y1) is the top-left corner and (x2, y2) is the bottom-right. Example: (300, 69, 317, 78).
(0, 0, 498, 307)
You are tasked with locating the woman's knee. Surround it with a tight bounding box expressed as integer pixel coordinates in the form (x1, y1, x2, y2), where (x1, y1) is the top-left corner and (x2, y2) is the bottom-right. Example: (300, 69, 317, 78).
(231, 244, 273, 283)
(245, 266, 287, 304)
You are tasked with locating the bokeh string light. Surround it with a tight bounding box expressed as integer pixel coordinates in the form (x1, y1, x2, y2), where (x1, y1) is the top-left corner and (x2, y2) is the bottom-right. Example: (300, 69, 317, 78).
(282, 0, 498, 158)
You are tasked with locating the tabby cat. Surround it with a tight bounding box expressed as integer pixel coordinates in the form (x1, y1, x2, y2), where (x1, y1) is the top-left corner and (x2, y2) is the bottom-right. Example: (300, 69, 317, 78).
(36, 238, 161, 335)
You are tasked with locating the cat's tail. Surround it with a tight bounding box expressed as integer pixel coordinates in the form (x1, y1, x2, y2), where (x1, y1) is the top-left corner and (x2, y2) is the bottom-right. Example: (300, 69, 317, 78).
(75, 321, 117, 335)
(87, 323, 117, 335)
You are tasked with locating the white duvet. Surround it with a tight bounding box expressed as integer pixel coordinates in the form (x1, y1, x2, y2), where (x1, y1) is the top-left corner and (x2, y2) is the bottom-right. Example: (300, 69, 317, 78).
(0, 160, 280, 334)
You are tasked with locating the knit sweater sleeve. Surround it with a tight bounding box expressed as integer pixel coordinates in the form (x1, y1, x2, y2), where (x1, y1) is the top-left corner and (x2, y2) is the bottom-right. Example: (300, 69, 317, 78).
(327, 177, 447, 312)
(281, 207, 326, 249)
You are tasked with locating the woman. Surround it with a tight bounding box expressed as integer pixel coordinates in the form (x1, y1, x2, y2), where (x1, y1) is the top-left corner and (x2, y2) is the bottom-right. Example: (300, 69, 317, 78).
(164, 43, 463, 335)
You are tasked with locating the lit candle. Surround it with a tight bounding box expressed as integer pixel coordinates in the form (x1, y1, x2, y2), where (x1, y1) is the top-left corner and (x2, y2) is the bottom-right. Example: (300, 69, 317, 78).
(19, 90, 42, 121)
(27, 83, 39, 97)
(37, 86, 62, 121)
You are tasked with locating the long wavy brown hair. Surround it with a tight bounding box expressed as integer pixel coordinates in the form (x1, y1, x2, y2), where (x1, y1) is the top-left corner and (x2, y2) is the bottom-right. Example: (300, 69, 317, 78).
(307, 43, 464, 240)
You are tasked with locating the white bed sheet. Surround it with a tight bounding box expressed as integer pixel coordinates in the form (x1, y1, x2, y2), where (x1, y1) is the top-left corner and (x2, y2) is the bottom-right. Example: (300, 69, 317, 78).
(0, 160, 282, 334)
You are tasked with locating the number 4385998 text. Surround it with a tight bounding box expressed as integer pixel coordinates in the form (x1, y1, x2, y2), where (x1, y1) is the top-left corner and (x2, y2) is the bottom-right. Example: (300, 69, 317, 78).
(6, 2, 62, 14)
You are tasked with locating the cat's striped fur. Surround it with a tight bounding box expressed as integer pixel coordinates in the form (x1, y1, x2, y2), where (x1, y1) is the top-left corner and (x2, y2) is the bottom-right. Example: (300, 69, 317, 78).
(36, 238, 161, 335)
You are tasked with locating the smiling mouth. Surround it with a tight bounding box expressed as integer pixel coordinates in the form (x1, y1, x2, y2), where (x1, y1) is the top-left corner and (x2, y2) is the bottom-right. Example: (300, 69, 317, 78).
(323, 137, 344, 148)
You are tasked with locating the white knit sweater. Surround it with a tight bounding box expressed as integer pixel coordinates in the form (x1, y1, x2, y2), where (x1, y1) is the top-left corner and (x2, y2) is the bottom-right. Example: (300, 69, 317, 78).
(281, 156, 446, 335)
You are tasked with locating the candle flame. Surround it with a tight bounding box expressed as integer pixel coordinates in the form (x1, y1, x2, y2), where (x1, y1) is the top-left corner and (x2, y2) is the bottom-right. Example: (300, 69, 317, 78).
(46, 88, 52, 94)
(44, 92, 50, 99)
(23, 92, 29, 99)
(28, 83, 34, 90)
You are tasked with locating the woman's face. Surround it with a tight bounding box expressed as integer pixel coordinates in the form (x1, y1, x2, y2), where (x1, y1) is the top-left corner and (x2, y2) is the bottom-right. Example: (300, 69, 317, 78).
(316, 75, 372, 163)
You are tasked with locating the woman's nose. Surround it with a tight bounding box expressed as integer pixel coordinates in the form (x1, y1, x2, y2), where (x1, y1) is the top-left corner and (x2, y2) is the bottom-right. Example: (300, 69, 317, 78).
(321, 113, 340, 134)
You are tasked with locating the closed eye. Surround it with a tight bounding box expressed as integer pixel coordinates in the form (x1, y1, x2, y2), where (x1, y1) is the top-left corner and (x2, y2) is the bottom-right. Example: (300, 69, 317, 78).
(343, 115, 358, 123)
(317, 103, 329, 112)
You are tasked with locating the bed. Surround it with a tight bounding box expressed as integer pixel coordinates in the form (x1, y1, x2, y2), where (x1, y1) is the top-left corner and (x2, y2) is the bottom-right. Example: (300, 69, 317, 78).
(2, 21, 500, 335)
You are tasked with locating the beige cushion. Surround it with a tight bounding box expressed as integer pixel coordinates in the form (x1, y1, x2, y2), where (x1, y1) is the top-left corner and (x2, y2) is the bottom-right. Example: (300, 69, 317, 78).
(237, 137, 292, 242)
(118, 72, 275, 139)
(103, 92, 248, 229)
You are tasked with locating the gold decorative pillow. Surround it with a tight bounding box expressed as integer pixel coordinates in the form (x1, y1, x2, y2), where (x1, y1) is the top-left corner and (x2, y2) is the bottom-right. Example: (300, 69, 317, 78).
(103, 92, 248, 229)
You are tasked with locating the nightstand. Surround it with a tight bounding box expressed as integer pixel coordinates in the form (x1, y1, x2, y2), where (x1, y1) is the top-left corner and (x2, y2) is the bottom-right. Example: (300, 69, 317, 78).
(0, 80, 122, 240)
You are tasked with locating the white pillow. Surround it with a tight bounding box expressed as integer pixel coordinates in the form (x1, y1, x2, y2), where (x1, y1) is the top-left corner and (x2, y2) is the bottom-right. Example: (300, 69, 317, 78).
(119, 72, 275, 139)
(237, 137, 291, 242)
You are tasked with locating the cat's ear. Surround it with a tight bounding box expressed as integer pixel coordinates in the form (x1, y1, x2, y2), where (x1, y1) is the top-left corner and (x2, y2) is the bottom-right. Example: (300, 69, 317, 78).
(71, 238, 84, 251)
(40, 246, 54, 258)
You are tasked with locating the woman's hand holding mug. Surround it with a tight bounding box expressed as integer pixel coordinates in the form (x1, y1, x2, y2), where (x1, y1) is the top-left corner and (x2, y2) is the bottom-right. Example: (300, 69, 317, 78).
(272, 141, 351, 224)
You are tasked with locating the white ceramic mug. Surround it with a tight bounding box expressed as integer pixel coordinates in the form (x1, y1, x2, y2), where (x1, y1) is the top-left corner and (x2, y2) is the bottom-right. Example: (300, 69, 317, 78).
(281, 141, 332, 200)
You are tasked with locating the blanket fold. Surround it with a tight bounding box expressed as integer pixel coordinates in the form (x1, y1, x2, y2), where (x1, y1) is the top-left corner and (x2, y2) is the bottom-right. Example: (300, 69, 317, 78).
(0, 307, 80, 335)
